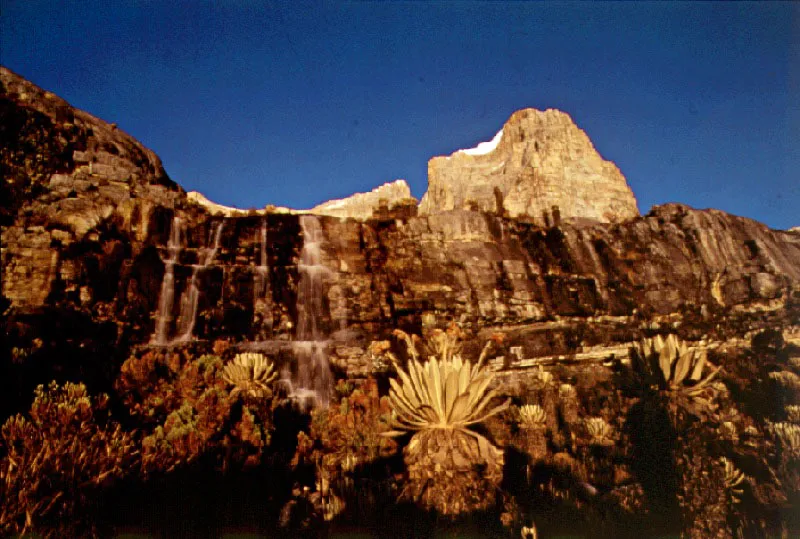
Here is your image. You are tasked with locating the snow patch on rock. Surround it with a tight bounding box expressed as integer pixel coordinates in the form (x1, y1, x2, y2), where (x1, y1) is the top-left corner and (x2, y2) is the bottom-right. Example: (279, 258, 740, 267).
(459, 129, 503, 156)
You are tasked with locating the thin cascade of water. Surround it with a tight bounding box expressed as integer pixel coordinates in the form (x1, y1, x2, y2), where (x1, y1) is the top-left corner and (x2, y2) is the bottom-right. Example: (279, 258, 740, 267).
(174, 221, 225, 343)
(151, 216, 182, 345)
(253, 218, 273, 334)
(296, 216, 329, 341)
(288, 215, 333, 407)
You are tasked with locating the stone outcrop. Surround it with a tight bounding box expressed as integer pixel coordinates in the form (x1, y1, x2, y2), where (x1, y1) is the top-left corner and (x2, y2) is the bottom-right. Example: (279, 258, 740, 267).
(186, 191, 260, 217)
(308, 179, 416, 220)
(187, 179, 416, 221)
(0, 66, 183, 308)
(419, 108, 639, 225)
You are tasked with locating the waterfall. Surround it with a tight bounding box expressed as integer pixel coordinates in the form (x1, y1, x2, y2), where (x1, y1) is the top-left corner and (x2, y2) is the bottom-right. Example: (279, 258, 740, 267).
(253, 218, 273, 334)
(257, 219, 269, 295)
(288, 215, 333, 407)
(151, 216, 182, 345)
(174, 221, 225, 343)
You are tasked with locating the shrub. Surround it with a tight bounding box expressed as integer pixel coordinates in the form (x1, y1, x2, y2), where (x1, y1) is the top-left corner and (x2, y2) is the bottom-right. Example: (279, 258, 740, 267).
(292, 378, 397, 522)
(0, 382, 135, 537)
(116, 350, 272, 474)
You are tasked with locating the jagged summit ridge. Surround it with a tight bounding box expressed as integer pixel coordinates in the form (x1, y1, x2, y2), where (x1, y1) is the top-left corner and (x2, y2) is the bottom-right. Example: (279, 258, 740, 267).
(187, 179, 414, 220)
(308, 179, 414, 219)
(419, 108, 640, 225)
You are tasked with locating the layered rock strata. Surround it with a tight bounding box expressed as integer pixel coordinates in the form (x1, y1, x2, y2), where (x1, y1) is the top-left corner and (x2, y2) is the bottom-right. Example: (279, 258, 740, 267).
(308, 179, 416, 220)
(1, 66, 183, 307)
(420, 108, 639, 225)
(3, 68, 799, 406)
(187, 180, 416, 221)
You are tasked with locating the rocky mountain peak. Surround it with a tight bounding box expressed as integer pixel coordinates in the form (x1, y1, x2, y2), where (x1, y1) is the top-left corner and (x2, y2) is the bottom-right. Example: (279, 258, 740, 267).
(0, 67, 173, 190)
(419, 108, 639, 225)
(0, 67, 181, 230)
(308, 179, 415, 220)
(187, 179, 416, 220)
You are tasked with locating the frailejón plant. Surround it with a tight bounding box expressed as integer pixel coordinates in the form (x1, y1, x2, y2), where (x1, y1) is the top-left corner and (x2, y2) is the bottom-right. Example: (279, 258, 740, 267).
(518, 404, 546, 429)
(382, 325, 510, 515)
(632, 334, 721, 395)
(222, 352, 277, 398)
(384, 349, 509, 434)
(720, 457, 745, 500)
(585, 417, 614, 446)
(769, 422, 800, 457)
(786, 405, 800, 424)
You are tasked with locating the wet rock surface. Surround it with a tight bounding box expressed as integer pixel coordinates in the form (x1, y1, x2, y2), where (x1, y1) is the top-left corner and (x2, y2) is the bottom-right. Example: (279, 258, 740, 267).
(1, 66, 182, 311)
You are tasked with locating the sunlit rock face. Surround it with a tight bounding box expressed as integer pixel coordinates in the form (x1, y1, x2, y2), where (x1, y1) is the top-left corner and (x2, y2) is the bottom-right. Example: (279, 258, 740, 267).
(308, 179, 416, 220)
(0, 66, 183, 308)
(3, 69, 800, 411)
(186, 179, 417, 221)
(420, 108, 639, 225)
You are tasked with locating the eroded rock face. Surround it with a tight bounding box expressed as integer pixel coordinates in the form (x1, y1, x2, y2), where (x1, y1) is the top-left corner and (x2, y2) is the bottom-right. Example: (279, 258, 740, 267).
(419, 108, 639, 225)
(309, 179, 416, 220)
(1, 66, 183, 308)
(186, 179, 417, 221)
(3, 69, 799, 413)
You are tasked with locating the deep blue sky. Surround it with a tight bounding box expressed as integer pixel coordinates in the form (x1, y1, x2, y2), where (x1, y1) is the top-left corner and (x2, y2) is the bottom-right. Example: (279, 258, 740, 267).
(3, 2, 798, 229)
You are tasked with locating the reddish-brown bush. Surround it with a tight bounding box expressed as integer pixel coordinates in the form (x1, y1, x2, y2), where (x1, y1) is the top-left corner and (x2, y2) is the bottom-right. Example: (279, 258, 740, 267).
(0, 382, 135, 537)
(117, 350, 273, 475)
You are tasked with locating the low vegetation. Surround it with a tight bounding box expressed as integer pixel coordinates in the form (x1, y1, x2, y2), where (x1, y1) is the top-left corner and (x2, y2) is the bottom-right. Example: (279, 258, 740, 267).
(381, 324, 510, 515)
(0, 382, 135, 537)
(1, 327, 798, 537)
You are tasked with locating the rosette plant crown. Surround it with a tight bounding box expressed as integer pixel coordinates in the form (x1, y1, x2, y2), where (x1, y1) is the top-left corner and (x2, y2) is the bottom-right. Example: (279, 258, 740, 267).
(379, 324, 510, 515)
(222, 352, 277, 398)
(384, 327, 509, 434)
(632, 334, 721, 396)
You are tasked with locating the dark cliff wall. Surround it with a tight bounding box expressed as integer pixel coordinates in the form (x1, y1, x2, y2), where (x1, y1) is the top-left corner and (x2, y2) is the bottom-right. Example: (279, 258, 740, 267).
(6, 198, 799, 412)
(3, 67, 799, 417)
(85, 204, 798, 345)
